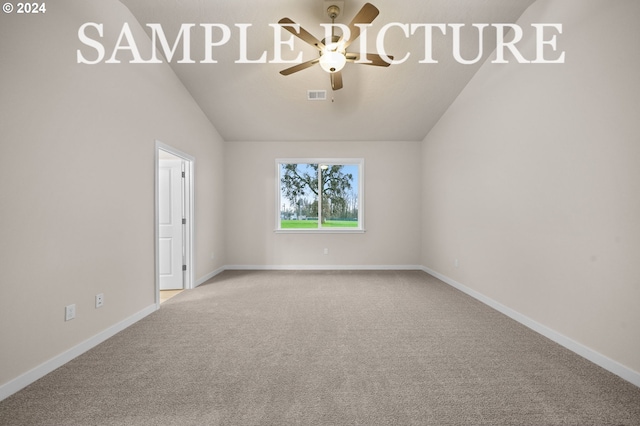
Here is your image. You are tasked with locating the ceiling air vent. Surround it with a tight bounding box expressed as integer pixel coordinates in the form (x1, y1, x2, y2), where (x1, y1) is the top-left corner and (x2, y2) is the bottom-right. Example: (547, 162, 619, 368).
(307, 90, 327, 101)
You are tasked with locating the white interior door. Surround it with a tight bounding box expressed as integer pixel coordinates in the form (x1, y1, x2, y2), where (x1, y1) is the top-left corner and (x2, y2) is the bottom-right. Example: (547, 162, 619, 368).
(158, 158, 184, 290)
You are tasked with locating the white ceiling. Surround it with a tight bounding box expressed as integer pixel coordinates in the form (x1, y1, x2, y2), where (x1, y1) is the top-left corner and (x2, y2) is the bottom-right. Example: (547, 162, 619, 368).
(118, 0, 535, 142)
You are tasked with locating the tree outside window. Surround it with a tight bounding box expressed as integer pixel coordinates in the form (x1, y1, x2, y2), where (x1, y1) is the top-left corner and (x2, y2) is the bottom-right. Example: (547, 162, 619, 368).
(277, 160, 363, 231)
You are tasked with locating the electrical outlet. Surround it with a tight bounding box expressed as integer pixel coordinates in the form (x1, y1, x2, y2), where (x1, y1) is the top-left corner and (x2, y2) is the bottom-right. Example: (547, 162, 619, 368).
(454, 258, 460, 268)
(65, 304, 76, 321)
(323, 248, 329, 255)
(95, 293, 104, 308)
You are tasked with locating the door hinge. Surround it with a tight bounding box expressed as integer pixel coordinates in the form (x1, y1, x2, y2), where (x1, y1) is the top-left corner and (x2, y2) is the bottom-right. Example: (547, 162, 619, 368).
(181, 171, 185, 178)
(182, 265, 187, 271)
(182, 218, 186, 225)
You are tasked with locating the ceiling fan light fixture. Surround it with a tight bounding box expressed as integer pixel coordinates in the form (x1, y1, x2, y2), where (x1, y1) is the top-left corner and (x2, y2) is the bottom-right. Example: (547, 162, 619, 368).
(319, 50, 346, 73)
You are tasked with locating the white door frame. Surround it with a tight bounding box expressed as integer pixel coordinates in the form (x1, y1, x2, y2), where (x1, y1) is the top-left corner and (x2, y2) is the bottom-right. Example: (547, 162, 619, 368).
(155, 140, 195, 307)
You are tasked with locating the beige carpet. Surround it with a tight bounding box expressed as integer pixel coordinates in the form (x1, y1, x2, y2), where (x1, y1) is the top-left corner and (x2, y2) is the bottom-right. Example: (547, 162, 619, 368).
(1, 270, 639, 425)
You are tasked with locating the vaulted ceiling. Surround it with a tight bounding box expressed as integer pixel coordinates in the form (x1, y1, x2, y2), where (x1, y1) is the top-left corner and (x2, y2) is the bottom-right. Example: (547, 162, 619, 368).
(118, 0, 535, 142)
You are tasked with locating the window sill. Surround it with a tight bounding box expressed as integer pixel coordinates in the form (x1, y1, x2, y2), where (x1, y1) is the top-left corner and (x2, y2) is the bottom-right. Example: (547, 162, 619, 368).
(275, 229, 366, 234)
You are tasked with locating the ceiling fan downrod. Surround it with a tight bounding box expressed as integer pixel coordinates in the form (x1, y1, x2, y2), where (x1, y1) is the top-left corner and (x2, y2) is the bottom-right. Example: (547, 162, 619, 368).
(326, 5, 340, 42)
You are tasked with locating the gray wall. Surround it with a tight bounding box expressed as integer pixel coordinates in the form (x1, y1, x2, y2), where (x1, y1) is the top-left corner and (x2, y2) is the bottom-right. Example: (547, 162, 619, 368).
(421, 0, 640, 375)
(0, 0, 226, 388)
(224, 141, 422, 268)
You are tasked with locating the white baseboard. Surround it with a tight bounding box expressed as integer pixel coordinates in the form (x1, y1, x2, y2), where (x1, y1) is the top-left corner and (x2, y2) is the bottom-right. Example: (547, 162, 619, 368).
(0, 304, 158, 401)
(195, 266, 226, 287)
(420, 266, 640, 388)
(224, 264, 423, 271)
(4, 265, 638, 402)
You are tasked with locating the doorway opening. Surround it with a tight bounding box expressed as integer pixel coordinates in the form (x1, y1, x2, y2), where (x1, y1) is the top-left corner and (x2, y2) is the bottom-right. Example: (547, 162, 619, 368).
(159, 289, 183, 304)
(155, 141, 194, 308)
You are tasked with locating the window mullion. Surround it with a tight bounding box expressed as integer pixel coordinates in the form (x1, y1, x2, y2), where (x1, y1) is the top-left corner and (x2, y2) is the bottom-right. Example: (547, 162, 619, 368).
(317, 165, 322, 228)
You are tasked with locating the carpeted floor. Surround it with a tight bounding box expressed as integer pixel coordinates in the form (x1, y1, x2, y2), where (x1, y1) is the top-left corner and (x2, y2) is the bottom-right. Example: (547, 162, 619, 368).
(1, 270, 639, 425)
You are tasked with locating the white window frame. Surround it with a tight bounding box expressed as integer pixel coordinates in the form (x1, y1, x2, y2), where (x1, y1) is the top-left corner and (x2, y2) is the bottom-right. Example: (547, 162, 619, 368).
(275, 158, 365, 233)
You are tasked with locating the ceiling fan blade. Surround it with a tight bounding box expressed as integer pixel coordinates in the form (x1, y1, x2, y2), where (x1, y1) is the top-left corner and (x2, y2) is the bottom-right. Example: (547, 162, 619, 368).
(346, 52, 393, 67)
(278, 18, 324, 50)
(279, 58, 320, 76)
(342, 3, 379, 48)
(330, 71, 343, 90)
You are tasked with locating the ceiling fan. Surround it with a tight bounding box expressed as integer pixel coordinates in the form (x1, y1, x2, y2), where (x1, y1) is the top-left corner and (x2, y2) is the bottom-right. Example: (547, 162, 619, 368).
(278, 2, 393, 90)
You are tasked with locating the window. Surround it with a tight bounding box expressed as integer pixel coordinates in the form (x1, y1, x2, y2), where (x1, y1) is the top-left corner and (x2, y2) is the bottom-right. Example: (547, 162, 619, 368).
(276, 159, 364, 232)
